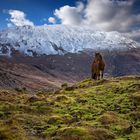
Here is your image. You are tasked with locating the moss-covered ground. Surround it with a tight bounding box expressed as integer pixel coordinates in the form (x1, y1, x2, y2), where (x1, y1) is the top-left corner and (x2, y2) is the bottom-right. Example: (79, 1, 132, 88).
(0, 76, 140, 140)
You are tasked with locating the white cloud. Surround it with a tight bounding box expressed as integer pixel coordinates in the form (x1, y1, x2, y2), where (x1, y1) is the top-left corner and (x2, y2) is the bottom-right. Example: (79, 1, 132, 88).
(124, 29, 140, 41)
(48, 17, 56, 24)
(8, 10, 34, 27)
(52, 0, 140, 32)
(54, 5, 83, 25)
(83, 0, 139, 32)
(4, 1, 140, 42)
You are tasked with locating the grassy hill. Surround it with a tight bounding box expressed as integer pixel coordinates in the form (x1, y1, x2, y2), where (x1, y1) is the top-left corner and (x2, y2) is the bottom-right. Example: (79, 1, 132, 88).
(0, 76, 140, 140)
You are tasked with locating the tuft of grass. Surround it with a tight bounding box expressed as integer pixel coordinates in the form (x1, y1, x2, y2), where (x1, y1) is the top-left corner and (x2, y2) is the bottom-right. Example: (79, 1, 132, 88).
(55, 127, 92, 140)
(130, 92, 140, 105)
(47, 115, 64, 125)
(55, 95, 69, 102)
(98, 112, 118, 125)
(90, 128, 115, 140)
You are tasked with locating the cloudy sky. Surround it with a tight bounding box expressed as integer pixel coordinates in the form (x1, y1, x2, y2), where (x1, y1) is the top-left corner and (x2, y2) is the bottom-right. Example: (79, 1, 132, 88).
(0, 0, 140, 41)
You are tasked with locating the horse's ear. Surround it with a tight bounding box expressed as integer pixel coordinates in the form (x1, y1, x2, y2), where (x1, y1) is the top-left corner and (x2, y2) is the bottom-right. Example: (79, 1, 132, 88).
(95, 52, 99, 56)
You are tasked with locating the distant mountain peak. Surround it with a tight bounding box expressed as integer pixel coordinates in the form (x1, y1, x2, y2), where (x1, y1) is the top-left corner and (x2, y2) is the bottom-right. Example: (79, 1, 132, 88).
(0, 25, 139, 56)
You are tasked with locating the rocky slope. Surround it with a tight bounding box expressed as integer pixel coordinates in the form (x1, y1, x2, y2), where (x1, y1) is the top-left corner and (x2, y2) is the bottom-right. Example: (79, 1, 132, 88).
(0, 76, 140, 140)
(0, 57, 75, 91)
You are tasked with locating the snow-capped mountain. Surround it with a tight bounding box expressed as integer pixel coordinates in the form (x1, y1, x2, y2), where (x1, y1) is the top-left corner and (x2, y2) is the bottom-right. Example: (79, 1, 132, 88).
(0, 25, 139, 56)
(0, 25, 140, 90)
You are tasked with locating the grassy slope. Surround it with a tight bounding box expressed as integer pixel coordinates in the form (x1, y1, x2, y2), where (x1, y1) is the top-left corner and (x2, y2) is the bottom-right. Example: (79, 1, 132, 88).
(0, 76, 140, 140)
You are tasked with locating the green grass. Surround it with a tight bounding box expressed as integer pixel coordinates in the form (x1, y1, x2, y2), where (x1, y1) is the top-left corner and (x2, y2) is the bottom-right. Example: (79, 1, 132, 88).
(0, 76, 140, 140)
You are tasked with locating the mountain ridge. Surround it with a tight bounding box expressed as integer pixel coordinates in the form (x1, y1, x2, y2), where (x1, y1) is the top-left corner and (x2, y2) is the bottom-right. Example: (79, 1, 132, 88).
(0, 25, 139, 57)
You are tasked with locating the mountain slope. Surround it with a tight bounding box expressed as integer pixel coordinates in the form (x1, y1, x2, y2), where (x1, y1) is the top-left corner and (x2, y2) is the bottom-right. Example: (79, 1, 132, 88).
(0, 47, 140, 91)
(0, 76, 140, 140)
(0, 25, 139, 90)
(0, 57, 75, 91)
(0, 25, 139, 56)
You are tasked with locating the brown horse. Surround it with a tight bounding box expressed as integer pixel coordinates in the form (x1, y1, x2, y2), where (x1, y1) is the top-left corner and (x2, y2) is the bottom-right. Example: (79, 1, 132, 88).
(91, 53, 105, 80)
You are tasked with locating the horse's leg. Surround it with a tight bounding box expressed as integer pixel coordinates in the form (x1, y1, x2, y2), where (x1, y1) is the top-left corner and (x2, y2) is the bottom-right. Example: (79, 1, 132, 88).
(93, 71, 96, 80)
(96, 71, 100, 80)
(91, 72, 96, 80)
(101, 71, 104, 79)
(98, 73, 100, 80)
(94, 73, 97, 80)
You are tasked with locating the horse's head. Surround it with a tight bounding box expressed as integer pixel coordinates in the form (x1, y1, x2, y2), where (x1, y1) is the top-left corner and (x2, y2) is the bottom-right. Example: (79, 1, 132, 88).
(95, 52, 102, 60)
